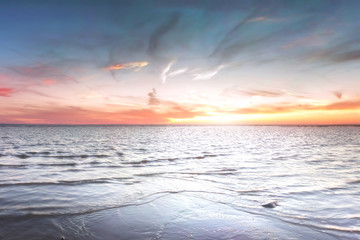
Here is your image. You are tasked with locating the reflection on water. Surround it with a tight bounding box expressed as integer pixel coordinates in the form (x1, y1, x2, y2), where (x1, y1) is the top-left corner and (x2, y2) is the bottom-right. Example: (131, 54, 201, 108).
(0, 125, 359, 239)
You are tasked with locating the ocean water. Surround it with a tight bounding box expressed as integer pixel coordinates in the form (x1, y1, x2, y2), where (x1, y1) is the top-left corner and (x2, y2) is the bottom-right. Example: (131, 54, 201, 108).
(0, 125, 359, 240)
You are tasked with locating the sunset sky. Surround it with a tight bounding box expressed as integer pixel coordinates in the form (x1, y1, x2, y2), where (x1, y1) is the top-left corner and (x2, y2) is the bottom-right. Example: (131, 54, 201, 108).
(1, 0, 360, 124)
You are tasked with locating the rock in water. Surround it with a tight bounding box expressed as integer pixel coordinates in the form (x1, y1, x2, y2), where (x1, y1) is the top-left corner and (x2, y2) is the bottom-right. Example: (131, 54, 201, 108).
(262, 201, 278, 208)
(60, 237, 65, 240)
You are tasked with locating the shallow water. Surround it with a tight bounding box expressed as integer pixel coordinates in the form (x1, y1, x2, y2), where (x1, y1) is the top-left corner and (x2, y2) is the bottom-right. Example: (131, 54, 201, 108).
(0, 125, 359, 239)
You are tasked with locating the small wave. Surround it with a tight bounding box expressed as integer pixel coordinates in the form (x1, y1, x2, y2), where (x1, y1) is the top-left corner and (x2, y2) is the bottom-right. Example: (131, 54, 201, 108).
(168, 170, 237, 176)
(98, 165, 123, 168)
(124, 160, 150, 165)
(15, 154, 31, 159)
(0, 190, 232, 219)
(347, 179, 360, 184)
(136, 148, 147, 151)
(26, 151, 38, 155)
(0, 177, 133, 187)
(123, 155, 225, 166)
(322, 225, 360, 233)
(47, 154, 110, 159)
(37, 163, 77, 167)
(89, 161, 101, 164)
(0, 164, 28, 168)
(65, 169, 84, 172)
(190, 154, 219, 159)
(89, 164, 123, 168)
(135, 172, 162, 177)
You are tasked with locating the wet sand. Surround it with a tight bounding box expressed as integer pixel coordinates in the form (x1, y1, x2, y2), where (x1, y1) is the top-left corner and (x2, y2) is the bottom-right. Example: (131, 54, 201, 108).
(1, 193, 355, 240)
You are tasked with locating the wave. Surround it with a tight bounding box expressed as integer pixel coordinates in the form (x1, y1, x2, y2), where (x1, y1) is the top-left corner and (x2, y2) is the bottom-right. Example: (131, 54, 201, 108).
(37, 163, 77, 167)
(15, 154, 31, 159)
(123, 153, 227, 166)
(0, 177, 133, 188)
(0, 189, 232, 219)
(0, 164, 28, 168)
(51, 154, 110, 159)
(190, 154, 219, 159)
(13, 153, 110, 159)
(347, 179, 360, 184)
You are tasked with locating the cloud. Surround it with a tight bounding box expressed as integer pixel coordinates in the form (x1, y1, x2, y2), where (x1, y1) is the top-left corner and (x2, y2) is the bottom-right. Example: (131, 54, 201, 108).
(105, 61, 149, 71)
(223, 88, 284, 97)
(210, 10, 259, 58)
(332, 50, 360, 63)
(0, 103, 205, 124)
(148, 88, 160, 105)
(0, 85, 59, 99)
(168, 68, 188, 77)
(148, 13, 181, 58)
(301, 35, 360, 64)
(0, 88, 15, 97)
(192, 65, 224, 80)
(8, 64, 77, 83)
(247, 16, 268, 22)
(211, 13, 325, 63)
(222, 87, 310, 99)
(23, 89, 61, 99)
(282, 33, 327, 49)
(43, 79, 57, 86)
(321, 99, 360, 110)
(333, 91, 342, 99)
(161, 60, 176, 83)
(227, 99, 360, 115)
(9, 65, 57, 77)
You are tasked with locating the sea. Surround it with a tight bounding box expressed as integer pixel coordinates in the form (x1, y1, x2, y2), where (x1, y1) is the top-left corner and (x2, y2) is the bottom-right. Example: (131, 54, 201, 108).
(0, 125, 359, 240)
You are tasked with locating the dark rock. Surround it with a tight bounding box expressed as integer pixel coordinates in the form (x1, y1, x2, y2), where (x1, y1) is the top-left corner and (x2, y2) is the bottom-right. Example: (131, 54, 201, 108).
(262, 201, 278, 208)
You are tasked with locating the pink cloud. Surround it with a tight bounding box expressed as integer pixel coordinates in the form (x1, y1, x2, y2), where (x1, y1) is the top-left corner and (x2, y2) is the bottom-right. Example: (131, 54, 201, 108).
(43, 79, 57, 86)
(0, 88, 15, 97)
(0, 104, 205, 124)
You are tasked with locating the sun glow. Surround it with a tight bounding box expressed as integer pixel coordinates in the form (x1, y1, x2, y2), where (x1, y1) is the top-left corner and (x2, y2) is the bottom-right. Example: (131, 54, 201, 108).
(167, 109, 360, 125)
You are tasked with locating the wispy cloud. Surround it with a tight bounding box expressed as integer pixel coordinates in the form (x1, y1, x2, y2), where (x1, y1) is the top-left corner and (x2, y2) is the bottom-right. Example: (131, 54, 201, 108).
(9, 65, 57, 77)
(148, 13, 181, 58)
(168, 68, 188, 77)
(322, 99, 360, 110)
(332, 50, 360, 63)
(105, 61, 149, 71)
(192, 65, 224, 80)
(8, 64, 78, 83)
(0, 103, 205, 124)
(42, 79, 57, 86)
(161, 60, 176, 83)
(210, 10, 259, 58)
(0, 88, 15, 97)
(247, 16, 266, 22)
(301, 36, 360, 64)
(222, 87, 310, 99)
(227, 99, 360, 115)
(223, 88, 284, 97)
(282, 34, 326, 49)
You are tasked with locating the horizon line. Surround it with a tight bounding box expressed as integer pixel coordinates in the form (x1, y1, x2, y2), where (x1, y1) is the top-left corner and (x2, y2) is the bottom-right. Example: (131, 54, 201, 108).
(1, 123, 360, 127)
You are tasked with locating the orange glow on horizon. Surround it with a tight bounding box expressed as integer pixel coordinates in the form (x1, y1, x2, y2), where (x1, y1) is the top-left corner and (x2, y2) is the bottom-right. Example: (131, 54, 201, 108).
(1, 104, 359, 125)
(168, 110, 360, 125)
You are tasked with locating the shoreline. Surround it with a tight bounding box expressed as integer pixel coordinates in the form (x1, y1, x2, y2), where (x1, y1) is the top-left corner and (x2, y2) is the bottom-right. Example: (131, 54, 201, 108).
(1, 194, 356, 240)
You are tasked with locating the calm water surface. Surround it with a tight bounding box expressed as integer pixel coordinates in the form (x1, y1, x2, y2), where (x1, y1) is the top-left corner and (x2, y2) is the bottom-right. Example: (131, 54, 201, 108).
(0, 125, 359, 239)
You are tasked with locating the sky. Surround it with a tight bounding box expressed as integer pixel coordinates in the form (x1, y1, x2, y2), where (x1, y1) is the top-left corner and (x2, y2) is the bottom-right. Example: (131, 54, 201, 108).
(1, 0, 360, 125)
